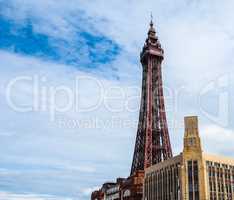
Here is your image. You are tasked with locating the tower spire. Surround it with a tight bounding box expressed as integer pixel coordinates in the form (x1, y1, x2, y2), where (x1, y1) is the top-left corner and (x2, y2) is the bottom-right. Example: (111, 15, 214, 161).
(150, 12, 153, 26)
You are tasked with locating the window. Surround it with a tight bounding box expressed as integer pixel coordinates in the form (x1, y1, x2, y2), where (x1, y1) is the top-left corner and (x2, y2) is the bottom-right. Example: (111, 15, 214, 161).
(188, 161, 193, 200)
(187, 160, 200, 200)
(193, 161, 200, 200)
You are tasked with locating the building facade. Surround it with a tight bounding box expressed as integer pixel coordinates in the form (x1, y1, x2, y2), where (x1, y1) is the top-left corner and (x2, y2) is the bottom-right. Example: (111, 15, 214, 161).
(120, 171, 144, 200)
(91, 179, 125, 200)
(144, 116, 234, 200)
(91, 173, 144, 200)
(91, 182, 115, 200)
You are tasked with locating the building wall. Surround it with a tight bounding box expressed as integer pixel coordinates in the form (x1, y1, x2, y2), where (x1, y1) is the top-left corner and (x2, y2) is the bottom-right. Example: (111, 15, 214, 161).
(144, 155, 182, 200)
(105, 185, 120, 200)
(144, 154, 234, 200)
(204, 154, 234, 200)
(120, 170, 144, 200)
(91, 173, 144, 200)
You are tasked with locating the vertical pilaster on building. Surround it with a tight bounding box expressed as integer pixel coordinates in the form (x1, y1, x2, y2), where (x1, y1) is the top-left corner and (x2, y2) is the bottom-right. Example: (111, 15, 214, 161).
(182, 116, 207, 200)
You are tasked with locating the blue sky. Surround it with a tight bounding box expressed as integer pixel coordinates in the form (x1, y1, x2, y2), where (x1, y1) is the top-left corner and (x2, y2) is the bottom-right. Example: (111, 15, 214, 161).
(0, 5, 120, 69)
(1, 0, 234, 199)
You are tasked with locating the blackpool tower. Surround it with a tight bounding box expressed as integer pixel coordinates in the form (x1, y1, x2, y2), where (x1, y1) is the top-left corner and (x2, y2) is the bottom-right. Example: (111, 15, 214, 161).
(130, 20, 173, 175)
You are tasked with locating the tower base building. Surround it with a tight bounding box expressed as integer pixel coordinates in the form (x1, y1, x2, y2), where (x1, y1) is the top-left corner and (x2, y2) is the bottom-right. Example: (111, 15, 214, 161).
(144, 116, 234, 200)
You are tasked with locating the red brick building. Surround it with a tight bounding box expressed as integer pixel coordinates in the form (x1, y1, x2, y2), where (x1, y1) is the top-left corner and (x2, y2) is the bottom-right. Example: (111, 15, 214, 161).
(91, 173, 144, 200)
(120, 171, 144, 200)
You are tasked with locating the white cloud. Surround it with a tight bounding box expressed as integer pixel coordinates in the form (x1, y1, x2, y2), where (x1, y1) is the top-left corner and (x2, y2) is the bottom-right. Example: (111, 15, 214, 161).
(201, 125, 234, 157)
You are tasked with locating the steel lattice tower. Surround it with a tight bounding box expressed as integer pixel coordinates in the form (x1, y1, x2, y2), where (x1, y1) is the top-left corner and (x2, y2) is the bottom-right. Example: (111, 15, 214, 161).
(131, 21, 173, 175)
